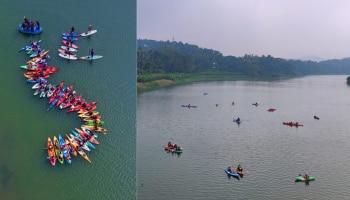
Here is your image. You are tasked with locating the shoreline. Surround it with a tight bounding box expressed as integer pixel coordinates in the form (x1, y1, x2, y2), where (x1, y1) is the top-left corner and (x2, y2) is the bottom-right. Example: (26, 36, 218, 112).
(137, 72, 291, 93)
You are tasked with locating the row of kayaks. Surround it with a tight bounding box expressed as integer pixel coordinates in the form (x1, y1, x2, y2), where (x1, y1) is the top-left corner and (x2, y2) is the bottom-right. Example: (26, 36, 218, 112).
(18, 38, 108, 166)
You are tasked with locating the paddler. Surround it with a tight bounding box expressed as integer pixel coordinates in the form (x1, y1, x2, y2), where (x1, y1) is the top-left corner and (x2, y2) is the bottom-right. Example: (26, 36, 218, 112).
(90, 48, 94, 58)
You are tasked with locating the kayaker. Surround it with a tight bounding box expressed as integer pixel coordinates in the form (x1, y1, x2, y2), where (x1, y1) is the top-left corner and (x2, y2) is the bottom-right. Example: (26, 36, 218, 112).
(304, 173, 309, 180)
(173, 144, 178, 149)
(237, 117, 240, 122)
(227, 165, 233, 172)
(90, 49, 94, 58)
(167, 141, 173, 148)
(36, 21, 40, 29)
(237, 164, 243, 172)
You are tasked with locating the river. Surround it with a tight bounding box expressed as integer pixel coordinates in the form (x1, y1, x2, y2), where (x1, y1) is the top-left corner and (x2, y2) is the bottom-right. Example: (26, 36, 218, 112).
(137, 75, 350, 200)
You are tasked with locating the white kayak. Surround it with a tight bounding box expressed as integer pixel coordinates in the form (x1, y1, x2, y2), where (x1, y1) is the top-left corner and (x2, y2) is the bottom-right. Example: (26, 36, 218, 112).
(80, 30, 97, 37)
(78, 55, 103, 60)
(59, 53, 77, 60)
(61, 46, 78, 53)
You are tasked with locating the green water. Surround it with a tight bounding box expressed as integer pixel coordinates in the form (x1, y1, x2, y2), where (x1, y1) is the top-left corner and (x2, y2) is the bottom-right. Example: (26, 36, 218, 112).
(0, 0, 136, 199)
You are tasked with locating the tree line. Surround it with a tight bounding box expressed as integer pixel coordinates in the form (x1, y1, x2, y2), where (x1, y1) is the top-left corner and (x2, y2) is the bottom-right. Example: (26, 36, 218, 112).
(137, 39, 350, 81)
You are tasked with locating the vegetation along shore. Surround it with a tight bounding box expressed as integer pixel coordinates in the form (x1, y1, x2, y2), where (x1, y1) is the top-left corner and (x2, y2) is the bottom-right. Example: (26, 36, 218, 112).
(137, 39, 350, 93)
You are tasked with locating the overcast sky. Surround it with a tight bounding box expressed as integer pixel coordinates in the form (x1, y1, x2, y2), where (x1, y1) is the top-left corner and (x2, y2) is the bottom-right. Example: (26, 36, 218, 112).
(137, 0, 350, 61)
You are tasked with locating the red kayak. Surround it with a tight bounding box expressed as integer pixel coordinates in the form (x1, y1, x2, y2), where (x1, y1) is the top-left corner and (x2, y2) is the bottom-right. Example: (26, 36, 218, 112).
(267, 108, 276, 112)
(283, 122, 303, 127)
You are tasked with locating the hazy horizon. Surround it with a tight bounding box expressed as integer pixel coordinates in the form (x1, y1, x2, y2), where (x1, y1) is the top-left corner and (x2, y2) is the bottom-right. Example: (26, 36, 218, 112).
(137, 0, 350, 61)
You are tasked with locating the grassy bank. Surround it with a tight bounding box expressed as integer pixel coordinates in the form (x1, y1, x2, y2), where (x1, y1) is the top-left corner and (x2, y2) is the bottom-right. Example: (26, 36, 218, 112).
(137, 71, 252, 93)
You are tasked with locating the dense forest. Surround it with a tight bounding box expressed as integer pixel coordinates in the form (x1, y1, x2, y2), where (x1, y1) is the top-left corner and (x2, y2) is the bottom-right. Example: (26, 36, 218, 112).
(137, 39, 350, 81)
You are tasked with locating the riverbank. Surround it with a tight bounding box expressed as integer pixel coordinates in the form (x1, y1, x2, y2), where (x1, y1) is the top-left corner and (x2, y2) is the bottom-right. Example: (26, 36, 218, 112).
(137, 71, 250, 93)
(137, 71, 288, 93)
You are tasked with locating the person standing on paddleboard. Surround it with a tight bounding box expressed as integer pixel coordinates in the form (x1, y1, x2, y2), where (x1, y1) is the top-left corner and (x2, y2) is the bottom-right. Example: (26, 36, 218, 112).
(90, 49, 94, 58)
(88, 25, 92, 32)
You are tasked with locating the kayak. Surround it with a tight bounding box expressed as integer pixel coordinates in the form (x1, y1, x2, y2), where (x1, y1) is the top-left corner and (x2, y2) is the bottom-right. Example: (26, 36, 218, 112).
(58, 134, 72, 164)
(18, 39, 43, 51)
(59, 53, 77, 60)
(75, 128, 99, 145)
(81, 125, 107, 135)
(252, 103, 259, 106)
(267, 108, 276, 112)
(283, 122, 303, 127)
(84, 121, 104, 127)
(62, 32, 80, 37)
(70, 131, 94, 150)
(47, 137, 56, 166)
(181, 105, 197, 108)
(78, 111, 99, 118)
(18, 24, 42, 35)
(26, 50, 50, 64)
(58, 49, 77, 57)
(65, 134, 92, 164)
(65, 138, 77, 157)
(80, 29, 97, 36)
(295, 175, 315, 182)
(62, 36, 78, 41)
(234, 119, 241, 124)
(225, 169, 239, 177)
(62, 40, 79, 49)
(53, 136, 64, 164)
(78, 55, 103, 60)
(60, 46, 78, 53)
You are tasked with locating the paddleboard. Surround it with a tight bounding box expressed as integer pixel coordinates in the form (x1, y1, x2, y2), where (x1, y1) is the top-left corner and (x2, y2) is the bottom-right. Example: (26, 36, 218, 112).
(60, 46, 78, 53)
(78, 55, 103, 60)
(58, 49, 77, 57)
(59, 53, 77, 60)
(62, 40, 79, 49)
(80, 30, 97, 37)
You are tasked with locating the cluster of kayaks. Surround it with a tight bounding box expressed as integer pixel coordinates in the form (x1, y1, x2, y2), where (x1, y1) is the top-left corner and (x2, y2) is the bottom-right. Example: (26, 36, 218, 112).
(47, 132, 97, 165)
(58, 28, 103, 60)
(18, 38, 108, 166)
(164, 142, 183, 153)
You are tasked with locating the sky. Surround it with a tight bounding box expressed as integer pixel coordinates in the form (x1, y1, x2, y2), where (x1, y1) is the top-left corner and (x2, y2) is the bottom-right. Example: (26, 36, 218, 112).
(137, 0, 350, 61)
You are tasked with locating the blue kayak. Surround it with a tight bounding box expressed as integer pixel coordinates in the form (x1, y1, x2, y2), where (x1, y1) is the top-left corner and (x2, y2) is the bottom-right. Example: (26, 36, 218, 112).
(62, 32, 80, 37)
(18, 24, 42, 34)
(225, 169, 239, 177)
(181, 105, 197, 108)
(62, 36, 78, 41)
(58, 134, 72, 164)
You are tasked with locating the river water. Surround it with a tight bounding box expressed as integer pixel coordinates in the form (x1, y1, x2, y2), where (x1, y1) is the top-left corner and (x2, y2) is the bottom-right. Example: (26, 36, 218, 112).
(0, 1, 136, 199)
(137, 75, 350, 200)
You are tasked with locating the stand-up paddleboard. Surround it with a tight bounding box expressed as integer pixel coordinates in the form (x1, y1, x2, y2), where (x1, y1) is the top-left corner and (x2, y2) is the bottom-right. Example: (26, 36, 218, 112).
(59, 53, 77, 60)
(62, 40, 79, 49)
(58, 49, 77, 57)
(78, 55, 103, 60)
(80, 30, 97, 37)
(60, 46, 78, 53)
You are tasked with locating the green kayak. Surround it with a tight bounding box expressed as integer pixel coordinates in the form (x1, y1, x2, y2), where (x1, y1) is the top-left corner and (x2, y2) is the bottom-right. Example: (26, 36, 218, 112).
(84, 121, 105, 126)
(295, 175, 315, 182)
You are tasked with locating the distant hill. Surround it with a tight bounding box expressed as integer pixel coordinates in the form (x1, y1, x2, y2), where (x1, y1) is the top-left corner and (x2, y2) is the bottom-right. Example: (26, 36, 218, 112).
(137, 39, 350, 77)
